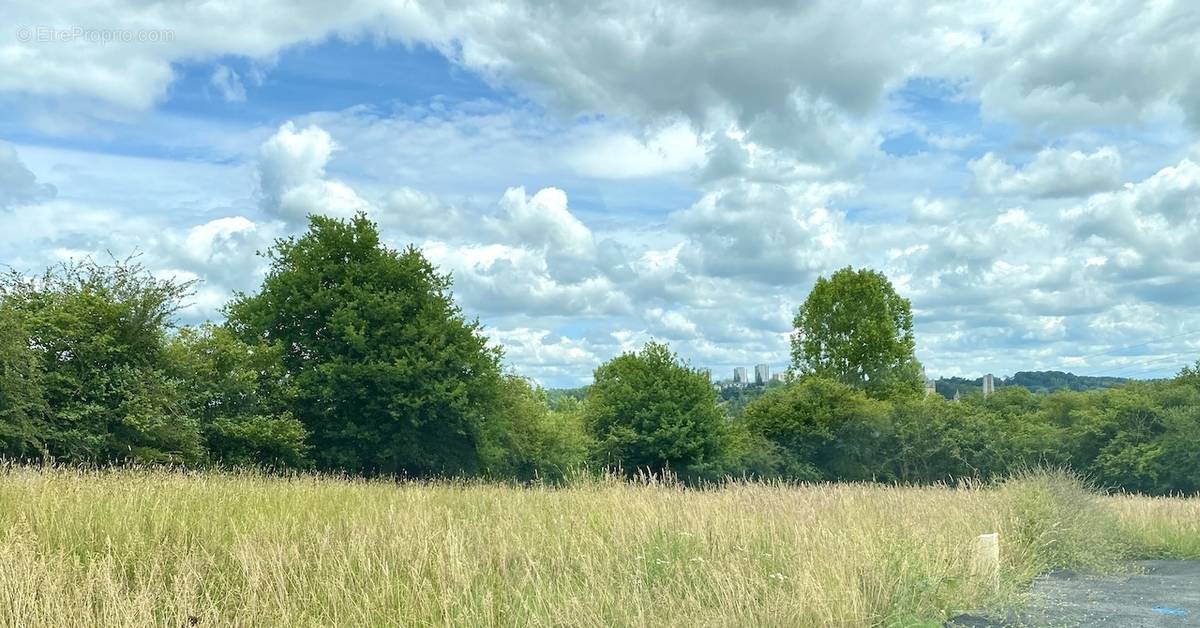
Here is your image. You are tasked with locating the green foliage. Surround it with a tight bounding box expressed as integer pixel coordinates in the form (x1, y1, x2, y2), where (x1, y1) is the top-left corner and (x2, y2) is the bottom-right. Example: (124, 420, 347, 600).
(998, 470, 1128, 578)
(0, 306, 46, 458)
(791, 267, 921, 398)
(0, 258, 203, 465)
(546, 386, 587, 410)
(2, 235, 1198, 496)
(225, 214, 503, 476)
(934, 371, 1129, 399)
(740, 376, 888, 481)
(730, 368, 1200, 495)
(477, 375, 590, 482)
(1005, 370, 1129, 394)
(167, 324, 309, 468)
(584, 342, 728, 480)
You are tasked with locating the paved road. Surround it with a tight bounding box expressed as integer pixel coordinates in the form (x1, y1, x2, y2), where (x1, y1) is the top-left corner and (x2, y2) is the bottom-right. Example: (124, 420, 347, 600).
(948, 560, 1200, 627)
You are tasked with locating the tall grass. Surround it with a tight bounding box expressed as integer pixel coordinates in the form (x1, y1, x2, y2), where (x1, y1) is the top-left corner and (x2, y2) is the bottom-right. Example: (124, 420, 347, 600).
(0, 466, 1186, 627)
(1109, 492, 1200, 559)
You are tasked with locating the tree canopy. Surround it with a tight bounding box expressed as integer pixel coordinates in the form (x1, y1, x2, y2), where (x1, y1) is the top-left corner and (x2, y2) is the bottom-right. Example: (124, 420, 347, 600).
(225, 213, 504, 476)
(0, 259, 203, 465)
(791, 266, 921, 398)
(584, 341, 728, 480)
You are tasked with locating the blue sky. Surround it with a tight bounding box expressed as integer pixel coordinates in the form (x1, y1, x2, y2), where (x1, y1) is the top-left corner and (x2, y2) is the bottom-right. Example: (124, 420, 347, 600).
(3, 1, 1200, 386)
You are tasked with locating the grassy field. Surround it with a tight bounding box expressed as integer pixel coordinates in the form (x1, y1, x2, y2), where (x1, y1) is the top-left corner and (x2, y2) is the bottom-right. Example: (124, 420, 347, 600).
(0, 467, 1196, 627)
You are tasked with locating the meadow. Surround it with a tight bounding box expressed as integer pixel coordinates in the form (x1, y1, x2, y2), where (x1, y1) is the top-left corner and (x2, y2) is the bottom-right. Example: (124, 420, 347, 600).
(3, 467, 1197, 627)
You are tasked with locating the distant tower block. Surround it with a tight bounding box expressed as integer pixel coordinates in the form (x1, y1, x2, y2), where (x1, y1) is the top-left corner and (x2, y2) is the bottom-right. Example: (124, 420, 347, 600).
(733, 367, 747, 385)
(982, 373, 995, 397)
(754, 364, 770, 385)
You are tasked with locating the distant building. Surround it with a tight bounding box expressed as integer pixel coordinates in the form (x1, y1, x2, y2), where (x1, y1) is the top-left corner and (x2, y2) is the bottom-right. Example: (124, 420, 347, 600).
(700, 368, 712, 383)
(733, 367, 747, 385)
(982, 373, 995, 397)
(754, 364, 770, 385)
(925, 378, 937, 397)
(771, 372, 787, 383)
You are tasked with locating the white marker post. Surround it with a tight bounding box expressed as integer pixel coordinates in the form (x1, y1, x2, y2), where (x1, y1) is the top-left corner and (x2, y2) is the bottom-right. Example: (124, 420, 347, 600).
(972, 532, 1001, 592)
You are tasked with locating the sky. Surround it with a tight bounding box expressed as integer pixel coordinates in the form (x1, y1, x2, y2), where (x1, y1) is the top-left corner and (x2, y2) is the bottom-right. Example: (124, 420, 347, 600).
(2, 1, 1200, 387)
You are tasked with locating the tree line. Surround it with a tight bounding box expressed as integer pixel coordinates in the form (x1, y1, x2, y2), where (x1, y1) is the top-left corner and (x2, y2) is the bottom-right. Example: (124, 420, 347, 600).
(1, 214, 1197, 494)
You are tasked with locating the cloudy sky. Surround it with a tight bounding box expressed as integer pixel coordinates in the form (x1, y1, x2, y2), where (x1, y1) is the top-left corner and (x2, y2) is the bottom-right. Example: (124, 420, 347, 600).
(3, 1, 1200, 386)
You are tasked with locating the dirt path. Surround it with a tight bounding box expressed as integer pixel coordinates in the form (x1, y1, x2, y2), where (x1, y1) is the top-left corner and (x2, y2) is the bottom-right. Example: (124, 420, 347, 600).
(948, 560, 1200, 627)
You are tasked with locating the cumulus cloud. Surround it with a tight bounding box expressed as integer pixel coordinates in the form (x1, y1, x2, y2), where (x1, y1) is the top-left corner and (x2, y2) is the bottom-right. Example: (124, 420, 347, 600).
(970, 147, 1122, 198)
(566, 121, 707, 179)
(1063, 157, 1200, 304)
(8, 1, 1200, 384)
(493, 187, 594, 258)
(7, 0, 1200, 141)
(257, 121, 368, 221)
(487, 326, 600, 382)
(672, 181, 854, 284)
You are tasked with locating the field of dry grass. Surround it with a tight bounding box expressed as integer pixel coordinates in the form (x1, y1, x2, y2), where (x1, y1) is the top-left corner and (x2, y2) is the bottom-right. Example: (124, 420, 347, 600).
(0, 466, 1192, 627)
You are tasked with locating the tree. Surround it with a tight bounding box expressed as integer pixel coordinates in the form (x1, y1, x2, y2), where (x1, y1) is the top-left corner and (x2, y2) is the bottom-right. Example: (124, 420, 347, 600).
(584, 342, 728, 481)
(167, 324, 309, 468)
(476, 375, 590, 482)
(739, 376, 888, 481)
(791, 267, 921, 398)
(0, 305, 46, 459)
(225, 214, 503, 476)
(0, 259, 203, 464)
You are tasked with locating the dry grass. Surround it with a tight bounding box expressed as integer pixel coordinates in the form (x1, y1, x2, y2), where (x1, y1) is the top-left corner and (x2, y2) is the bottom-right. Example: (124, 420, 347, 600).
(0, 467, 1184, 627)
(1109, 492, 1200, 560)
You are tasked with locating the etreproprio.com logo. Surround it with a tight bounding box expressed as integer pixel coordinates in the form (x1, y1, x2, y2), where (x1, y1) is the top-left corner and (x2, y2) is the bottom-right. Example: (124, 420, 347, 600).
(15, 26, 175, 44)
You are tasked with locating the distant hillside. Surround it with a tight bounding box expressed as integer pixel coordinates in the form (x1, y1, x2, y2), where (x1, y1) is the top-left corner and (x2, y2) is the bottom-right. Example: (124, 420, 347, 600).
(935, 370, 1129, 399)
(546, 386, 587, 409)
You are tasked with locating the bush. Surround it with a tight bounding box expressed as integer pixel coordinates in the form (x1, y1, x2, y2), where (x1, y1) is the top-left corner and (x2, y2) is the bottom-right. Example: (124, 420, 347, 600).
(584, 342, 728, 481)
(477, 375, 590, 482)
(0, 306, 45, 459)
(167, 325, 309, 468)
(0, 258, 203, 465)
(739, 376, 888, 481)
(997, 469, 1127, 580)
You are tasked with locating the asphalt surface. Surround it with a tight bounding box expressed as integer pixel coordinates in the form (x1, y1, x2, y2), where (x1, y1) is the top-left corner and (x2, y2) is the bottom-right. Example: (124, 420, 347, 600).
(947, 560, 1200, 627)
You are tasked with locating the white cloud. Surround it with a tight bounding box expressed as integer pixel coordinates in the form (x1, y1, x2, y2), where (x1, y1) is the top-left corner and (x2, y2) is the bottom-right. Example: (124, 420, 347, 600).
(567, 121, 706, 179)
(672, 180, 854, 284)
(970, 147, 1122, 198)
(7, 1, 1200, 384)
(209, 65, 246, 102)
(494, 187, 594, 258)
(7, 0, 1200, 141)
(488, 326, 599, 384)
(257, 121, 368, 221)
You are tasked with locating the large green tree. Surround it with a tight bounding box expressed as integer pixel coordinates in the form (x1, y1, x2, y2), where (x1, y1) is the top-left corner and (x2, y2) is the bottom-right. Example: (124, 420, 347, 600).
(584, 341, 728, 480)
(225, 214, 503, 476)
(791, 267, 922, 398)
